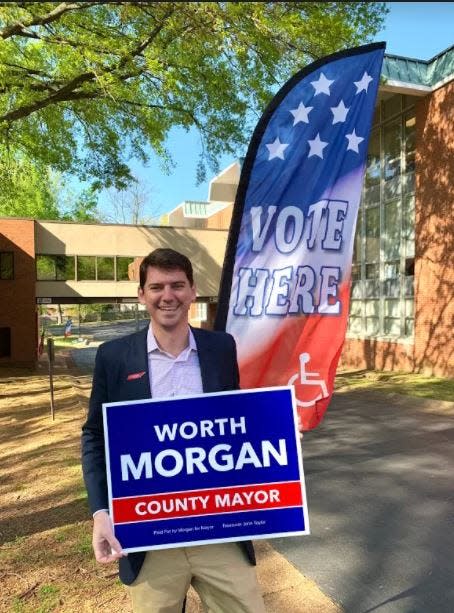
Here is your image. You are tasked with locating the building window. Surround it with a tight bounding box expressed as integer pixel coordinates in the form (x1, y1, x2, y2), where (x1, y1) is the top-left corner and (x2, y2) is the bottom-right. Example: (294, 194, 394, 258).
(0, 327, 11, 357)
(116, 257, 136, 281)
(0, 252, 14, 280)
(348, 93, 416, 339)
(37, 255, 76, 280)
(192, 302, 208, 322)
(97, 257, 115, 280)
(77, 256, 96, 281)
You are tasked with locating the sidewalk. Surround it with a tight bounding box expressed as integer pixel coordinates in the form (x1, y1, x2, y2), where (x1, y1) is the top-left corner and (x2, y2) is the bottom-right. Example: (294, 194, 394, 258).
(273, 389, 454, 613)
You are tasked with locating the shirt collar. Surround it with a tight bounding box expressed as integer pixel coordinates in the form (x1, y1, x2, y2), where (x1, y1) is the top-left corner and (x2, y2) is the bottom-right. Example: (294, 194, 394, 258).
(147, 324, 197, 356)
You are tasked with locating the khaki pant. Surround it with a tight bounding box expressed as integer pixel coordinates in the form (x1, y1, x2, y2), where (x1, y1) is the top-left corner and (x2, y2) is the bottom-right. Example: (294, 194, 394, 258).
(129, 543, 265, 613)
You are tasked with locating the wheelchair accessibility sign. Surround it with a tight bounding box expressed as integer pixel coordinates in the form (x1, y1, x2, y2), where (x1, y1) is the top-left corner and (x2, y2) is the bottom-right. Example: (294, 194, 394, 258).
(288, 352, 329, 408)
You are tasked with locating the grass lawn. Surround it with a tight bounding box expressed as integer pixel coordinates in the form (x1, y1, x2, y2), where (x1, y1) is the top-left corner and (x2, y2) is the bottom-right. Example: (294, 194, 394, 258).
(335, 369, 454, 403)
(0, 369, 340, 613)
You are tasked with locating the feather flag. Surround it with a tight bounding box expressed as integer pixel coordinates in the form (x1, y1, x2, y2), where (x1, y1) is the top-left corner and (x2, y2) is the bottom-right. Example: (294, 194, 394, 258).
(214, 43, 385, 430)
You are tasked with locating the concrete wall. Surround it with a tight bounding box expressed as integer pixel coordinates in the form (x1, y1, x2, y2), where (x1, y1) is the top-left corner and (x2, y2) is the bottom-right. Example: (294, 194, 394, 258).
(0, 219, 37, 367)
(35, 222, 228, 299)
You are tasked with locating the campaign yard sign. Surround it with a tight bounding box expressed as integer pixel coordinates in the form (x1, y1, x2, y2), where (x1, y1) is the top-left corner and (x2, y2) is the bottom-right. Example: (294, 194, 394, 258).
(103, 387, 309, 553)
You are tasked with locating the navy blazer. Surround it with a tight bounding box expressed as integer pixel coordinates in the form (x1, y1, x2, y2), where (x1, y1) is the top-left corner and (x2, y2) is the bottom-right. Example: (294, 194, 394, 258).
(81, 325, 256, 585)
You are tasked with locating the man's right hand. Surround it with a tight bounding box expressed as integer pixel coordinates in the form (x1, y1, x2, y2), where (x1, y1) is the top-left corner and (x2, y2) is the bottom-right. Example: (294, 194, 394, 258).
(92, 511, 126, 564)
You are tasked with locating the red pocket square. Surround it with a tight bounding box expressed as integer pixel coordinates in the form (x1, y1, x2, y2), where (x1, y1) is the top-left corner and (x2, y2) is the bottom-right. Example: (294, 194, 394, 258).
(127, 371, 146, 381)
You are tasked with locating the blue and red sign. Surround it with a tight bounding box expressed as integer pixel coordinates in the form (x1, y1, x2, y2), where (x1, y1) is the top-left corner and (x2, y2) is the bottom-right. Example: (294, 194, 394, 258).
(103, 387, 309, 553)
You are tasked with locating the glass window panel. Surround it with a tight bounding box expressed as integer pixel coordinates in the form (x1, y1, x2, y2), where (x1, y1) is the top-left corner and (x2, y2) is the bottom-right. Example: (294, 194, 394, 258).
(404, 275, 414, 297)
(364, 130, 380, 205)
(353, 210, 362, 262)
(350, 300, 363, 317)
(366, 263, 379, 279)
(117, 256, 135, 281)
(385, 299, 400, 318)
(77, 256, 96, 281)
(405, 318, 414, 337)
(404, 112, 416, 193)
(351, 281, 363, 299)
(352, 264, 361, 281)
(97, 257, 115, 280)
(383, 278, 400, 298)
(383, 120, 401, 200)
(384, 317, 401, 336)
(366, 317, 380, 335)
(0, 252, 14, 280)
(365, 300, 380, 317)
(405, 299, 414, 318)
(365, 207, 379, 261)
(384, 260, 400, 279)
(55, 255, 75, 281)
(383, 200, 400, 259)
(36, 255, 56, 280)
(402, 195, 415, 256)
(403, 94, 418, 109)
(349, 317, 363, 334)
(383, 94, 401, 119)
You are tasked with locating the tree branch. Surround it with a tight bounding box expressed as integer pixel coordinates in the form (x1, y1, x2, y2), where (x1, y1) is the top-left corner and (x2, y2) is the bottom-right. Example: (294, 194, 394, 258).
(1, 3, 95, 40)
(0, 7, 175, 123)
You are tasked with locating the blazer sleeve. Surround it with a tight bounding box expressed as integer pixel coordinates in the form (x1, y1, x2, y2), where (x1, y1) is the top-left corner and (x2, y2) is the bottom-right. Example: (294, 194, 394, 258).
(81, 344, 109, 514)
(229, 333, 240, 390)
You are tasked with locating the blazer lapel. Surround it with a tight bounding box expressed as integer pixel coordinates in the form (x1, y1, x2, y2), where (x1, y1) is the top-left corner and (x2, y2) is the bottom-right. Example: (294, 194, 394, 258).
(123, 325, 151, 400)
(192, 327, 219, 393)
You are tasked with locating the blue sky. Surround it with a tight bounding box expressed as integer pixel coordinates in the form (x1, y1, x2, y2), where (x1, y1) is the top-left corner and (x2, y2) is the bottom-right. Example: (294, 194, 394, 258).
(98, 2, 454, 220)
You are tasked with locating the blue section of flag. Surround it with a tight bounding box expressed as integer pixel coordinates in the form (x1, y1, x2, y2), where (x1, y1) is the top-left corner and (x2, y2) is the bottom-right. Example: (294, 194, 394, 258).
(244, 46, 384, 225)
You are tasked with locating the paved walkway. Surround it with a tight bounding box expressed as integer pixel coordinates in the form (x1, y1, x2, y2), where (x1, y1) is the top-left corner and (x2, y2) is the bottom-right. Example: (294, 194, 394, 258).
(273, 389, 454, 613)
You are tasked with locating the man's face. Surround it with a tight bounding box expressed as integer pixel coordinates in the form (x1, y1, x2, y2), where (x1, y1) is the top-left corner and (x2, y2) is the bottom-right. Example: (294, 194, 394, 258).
(138, 266, 196, 331)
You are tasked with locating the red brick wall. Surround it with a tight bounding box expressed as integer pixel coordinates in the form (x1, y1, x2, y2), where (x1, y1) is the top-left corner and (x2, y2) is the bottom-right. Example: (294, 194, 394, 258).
(413, 80, 454, 376)
(0, 219, 37, 367)
(340, 82, 454, 377)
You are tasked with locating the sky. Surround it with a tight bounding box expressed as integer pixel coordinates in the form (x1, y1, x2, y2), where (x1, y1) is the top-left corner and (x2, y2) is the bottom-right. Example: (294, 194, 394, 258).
(98, 2, 454, 220)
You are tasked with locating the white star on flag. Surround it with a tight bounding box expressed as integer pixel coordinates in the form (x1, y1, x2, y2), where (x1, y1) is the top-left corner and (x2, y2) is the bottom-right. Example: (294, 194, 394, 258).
(308, 133, 328, 159)
(354, 71, 373, 94)
(331, 100, 350, 124)
(266, 137, 289, 160)
(346, 129, 364, 153)
(311, 72, 334, 96)
(290, 102, 313, 125)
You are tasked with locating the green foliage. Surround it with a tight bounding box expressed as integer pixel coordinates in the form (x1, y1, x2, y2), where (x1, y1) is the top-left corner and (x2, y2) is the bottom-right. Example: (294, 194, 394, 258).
(0, 2, 387, 190)
(0, 156, 61, 219)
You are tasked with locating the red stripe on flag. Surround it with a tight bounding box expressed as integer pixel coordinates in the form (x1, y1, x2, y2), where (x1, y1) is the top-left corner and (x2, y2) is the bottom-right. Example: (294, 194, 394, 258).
(112, 481, 303, 524)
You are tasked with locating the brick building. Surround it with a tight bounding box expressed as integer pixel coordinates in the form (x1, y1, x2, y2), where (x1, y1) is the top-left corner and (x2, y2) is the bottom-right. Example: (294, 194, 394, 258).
(1, 47, 453, 375)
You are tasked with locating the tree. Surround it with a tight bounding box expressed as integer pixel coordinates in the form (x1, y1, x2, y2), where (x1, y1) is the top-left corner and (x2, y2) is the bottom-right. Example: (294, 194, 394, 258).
(0, 2, 387, 189)
(0, 156, 61, 219)
(0, 154, 101, 220)
(104, 176, 156, 224)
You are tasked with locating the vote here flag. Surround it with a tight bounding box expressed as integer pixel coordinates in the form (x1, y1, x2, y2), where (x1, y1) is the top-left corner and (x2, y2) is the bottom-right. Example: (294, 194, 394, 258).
(215, 43, 385, 430)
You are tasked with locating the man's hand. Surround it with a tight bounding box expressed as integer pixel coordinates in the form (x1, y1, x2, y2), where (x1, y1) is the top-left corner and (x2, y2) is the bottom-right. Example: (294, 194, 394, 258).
(92, 511, 126, 564)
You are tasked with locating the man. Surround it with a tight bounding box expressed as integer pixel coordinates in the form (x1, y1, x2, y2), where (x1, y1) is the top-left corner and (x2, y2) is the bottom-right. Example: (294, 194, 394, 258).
(81, 248, 265, 612)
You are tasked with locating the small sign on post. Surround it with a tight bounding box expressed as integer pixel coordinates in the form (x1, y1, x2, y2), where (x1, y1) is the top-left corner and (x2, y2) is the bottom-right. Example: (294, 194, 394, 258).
(47, 338, 55, 420)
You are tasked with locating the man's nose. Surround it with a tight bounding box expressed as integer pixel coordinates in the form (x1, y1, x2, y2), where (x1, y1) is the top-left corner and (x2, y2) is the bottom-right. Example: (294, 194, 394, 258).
(162, 285, 174, 301)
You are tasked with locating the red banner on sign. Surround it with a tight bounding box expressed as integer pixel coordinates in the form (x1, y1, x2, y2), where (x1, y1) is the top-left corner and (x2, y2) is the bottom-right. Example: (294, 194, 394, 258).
(112, 481, 303, 524)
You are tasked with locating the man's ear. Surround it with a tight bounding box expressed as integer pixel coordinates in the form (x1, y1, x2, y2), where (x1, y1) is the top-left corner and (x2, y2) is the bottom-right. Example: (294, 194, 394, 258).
(137, 286, 145, 305)
(191, 284, 197, 302)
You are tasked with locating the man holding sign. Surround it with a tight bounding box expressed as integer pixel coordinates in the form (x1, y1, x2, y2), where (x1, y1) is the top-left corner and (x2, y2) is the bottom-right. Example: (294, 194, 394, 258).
(81, 249, 265, 612)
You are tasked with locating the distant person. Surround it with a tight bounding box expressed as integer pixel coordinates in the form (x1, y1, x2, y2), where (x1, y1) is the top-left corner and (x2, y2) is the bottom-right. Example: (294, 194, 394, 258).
(81, 248, 265, 612)
(64, 317, 73, 338)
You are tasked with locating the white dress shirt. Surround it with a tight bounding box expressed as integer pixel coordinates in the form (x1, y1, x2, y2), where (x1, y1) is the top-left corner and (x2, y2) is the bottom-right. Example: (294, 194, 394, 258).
(147, 325, 203, 398)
